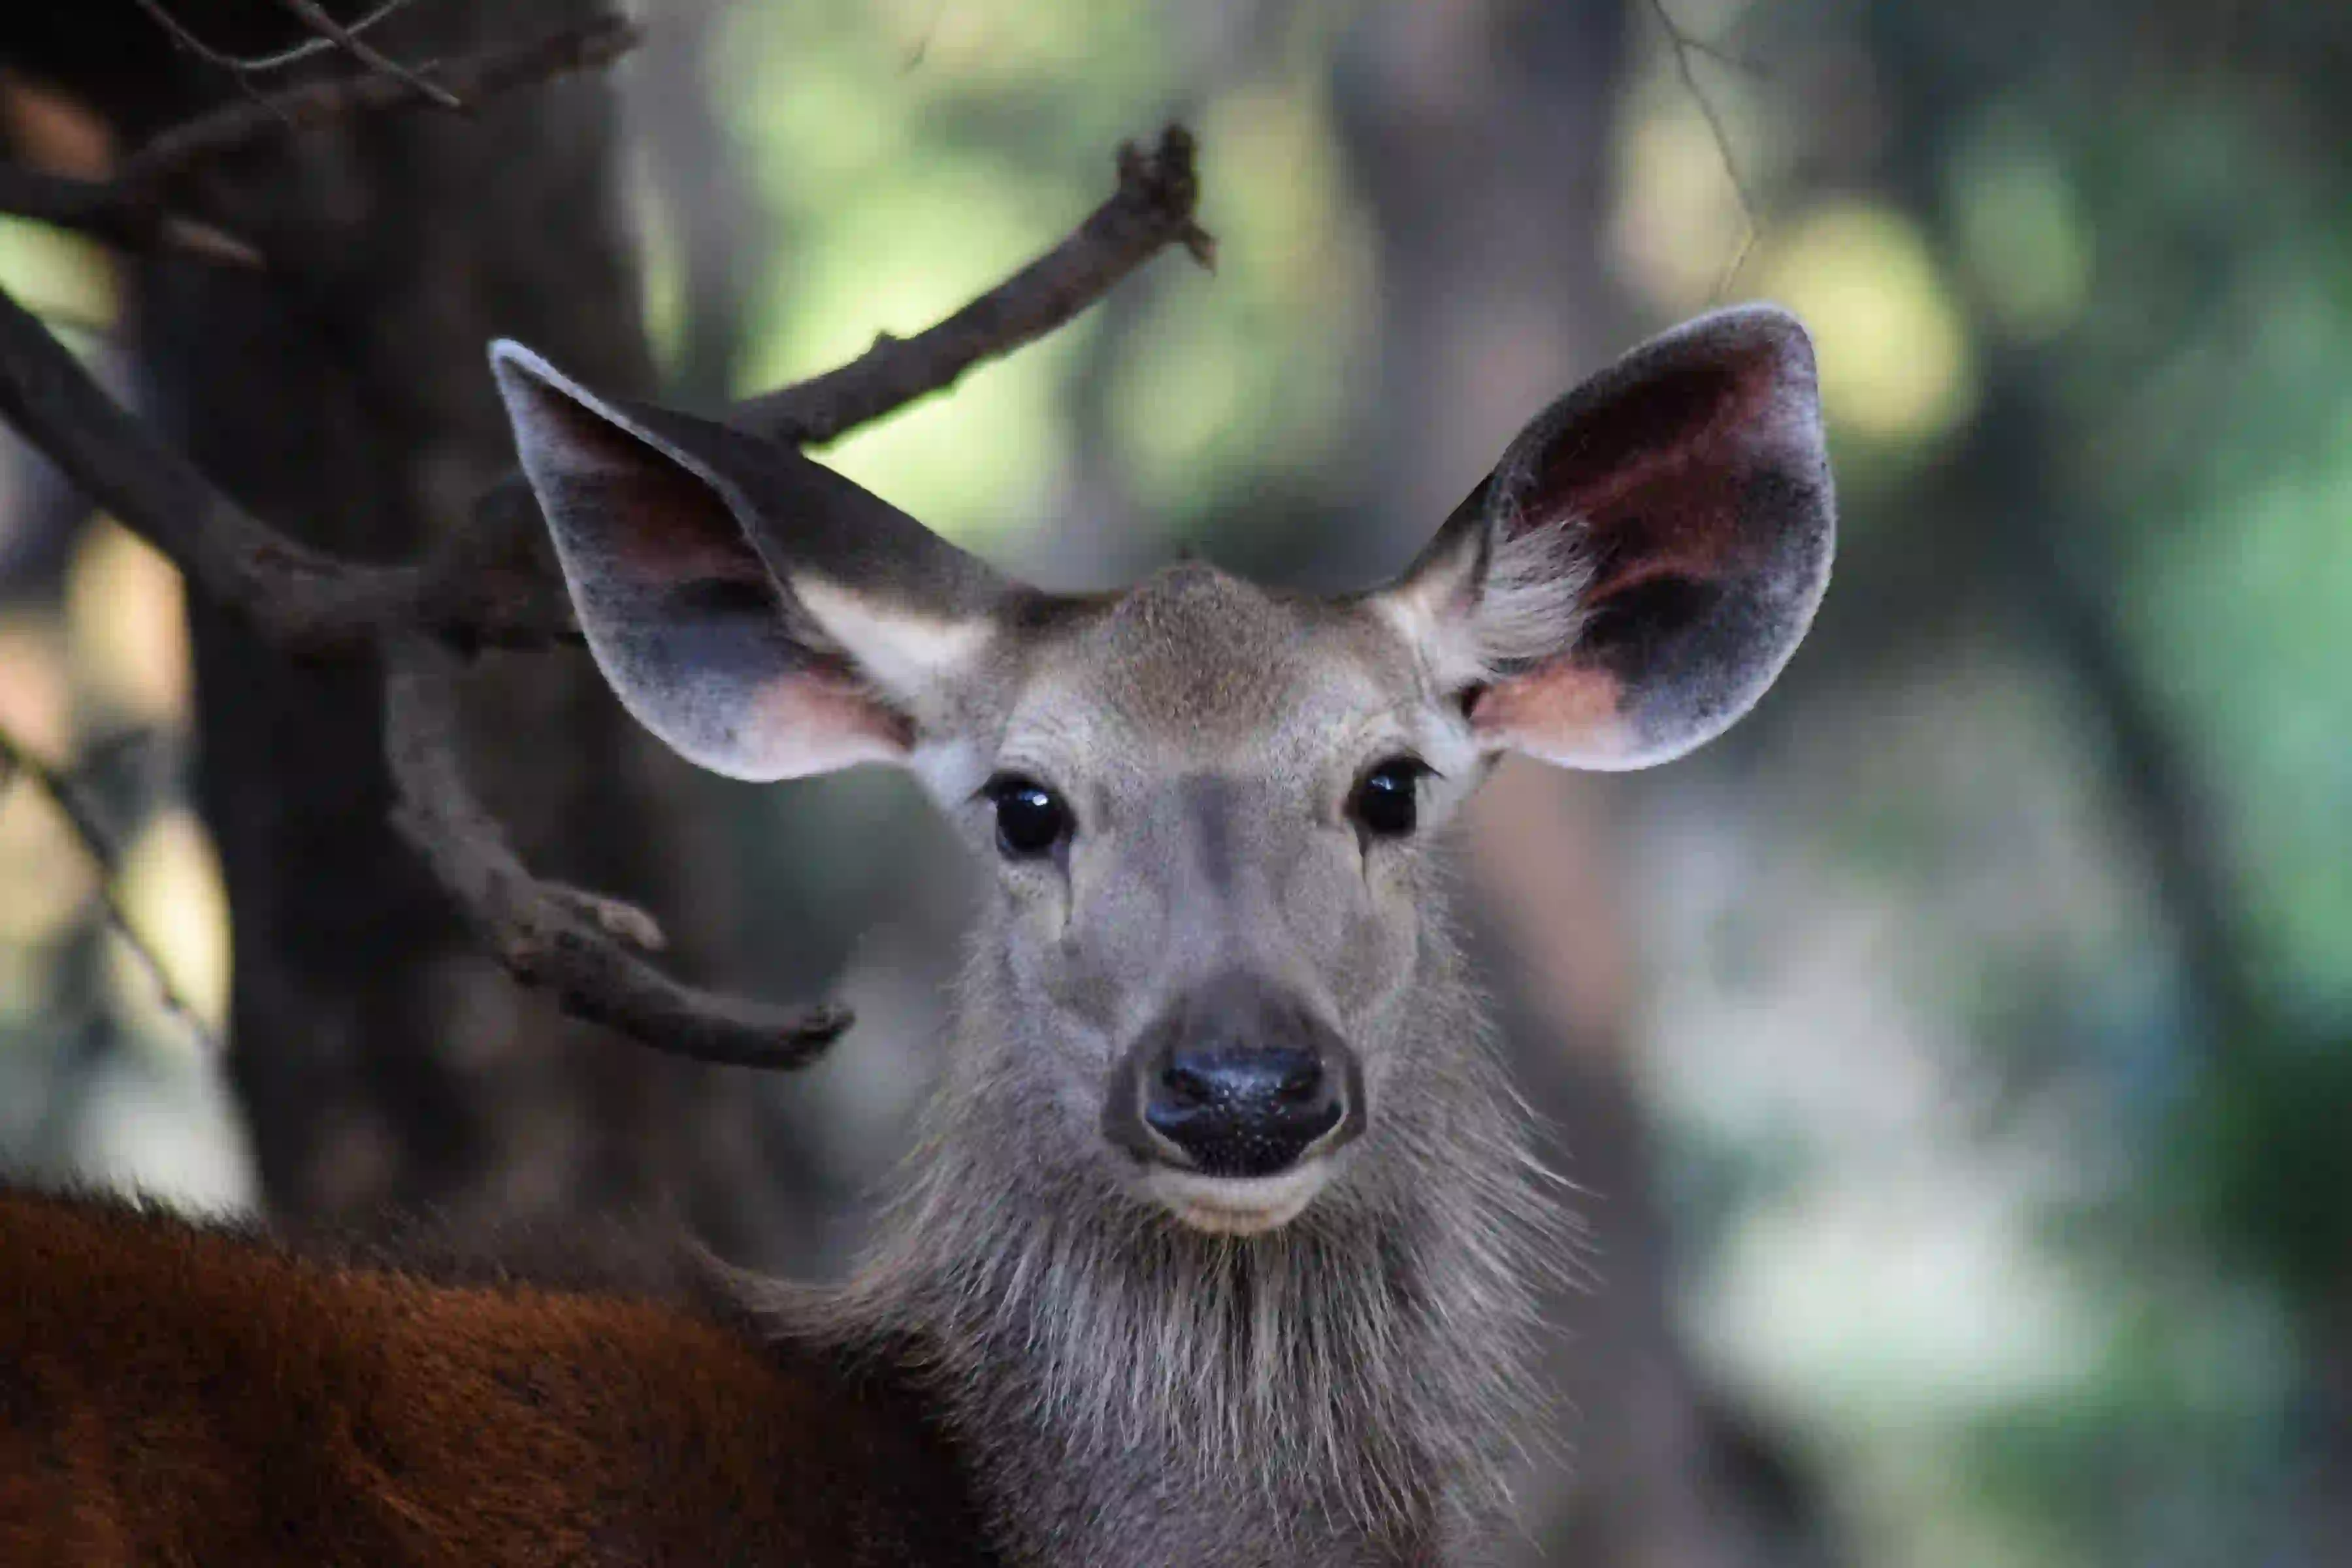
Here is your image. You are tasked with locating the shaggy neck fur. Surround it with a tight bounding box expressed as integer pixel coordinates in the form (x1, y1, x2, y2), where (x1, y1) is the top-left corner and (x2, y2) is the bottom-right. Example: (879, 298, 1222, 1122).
(787, 929, 1565, 1568)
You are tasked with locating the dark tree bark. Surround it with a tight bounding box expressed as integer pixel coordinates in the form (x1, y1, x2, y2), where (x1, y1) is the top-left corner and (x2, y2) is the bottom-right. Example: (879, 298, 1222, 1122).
(1, 0, 783, 1252)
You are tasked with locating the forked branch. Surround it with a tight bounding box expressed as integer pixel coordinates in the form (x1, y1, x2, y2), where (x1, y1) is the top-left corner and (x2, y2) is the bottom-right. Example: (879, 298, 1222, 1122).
(382, 636, 849, 1068)
(120, 14, 644, 193)
(0, 107, 1211, 1068)
(270, 0, 463, 111)
(0, 284, 421, 654)
(0, 15, 644, 270)
(1643, 0, 1763, 295)
(130, 0, 421, 76)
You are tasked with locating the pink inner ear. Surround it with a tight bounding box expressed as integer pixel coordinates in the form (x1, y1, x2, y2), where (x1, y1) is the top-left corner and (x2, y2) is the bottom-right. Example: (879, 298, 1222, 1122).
(746, 671, 915, 767)
(1513, 348, 1780, 602)
(600, 472, 772, 589)
(553, 413, 772, 592)
(1466, 662, 1624, 749)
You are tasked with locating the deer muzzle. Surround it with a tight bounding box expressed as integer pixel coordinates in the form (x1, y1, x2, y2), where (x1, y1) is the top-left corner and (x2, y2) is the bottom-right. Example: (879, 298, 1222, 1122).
(1103, 970, 1366, 1231)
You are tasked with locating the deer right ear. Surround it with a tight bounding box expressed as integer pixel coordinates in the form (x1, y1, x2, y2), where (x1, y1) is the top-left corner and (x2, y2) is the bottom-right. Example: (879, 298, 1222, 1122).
(490, 342, 1007, 783)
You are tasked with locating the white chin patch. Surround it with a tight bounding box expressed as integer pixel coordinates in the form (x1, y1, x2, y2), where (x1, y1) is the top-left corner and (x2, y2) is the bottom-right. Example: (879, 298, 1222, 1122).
(1145, 1164, 1332, 1236)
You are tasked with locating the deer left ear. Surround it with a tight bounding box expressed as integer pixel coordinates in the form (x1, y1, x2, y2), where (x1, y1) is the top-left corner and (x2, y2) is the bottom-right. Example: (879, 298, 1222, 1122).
(1379, 304, 1835, 771)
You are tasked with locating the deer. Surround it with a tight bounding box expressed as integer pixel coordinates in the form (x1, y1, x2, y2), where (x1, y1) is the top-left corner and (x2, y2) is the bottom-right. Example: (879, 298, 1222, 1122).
(0, 303, 1833, 1567)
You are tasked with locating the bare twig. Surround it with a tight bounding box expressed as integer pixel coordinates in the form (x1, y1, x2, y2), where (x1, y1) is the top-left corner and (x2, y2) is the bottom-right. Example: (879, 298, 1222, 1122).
(0, 282, 417, 652)
(132, 0, 421, 74)
(1665, 26, 1766, 78)
(0, 16, 637, 270)
(121, 14, 644, 193)
(732, 123, 1214, 444)
(0, 725, 221, 1056)
(902, 0, 952, 73)
(1644, 0, 1762, 297)
(0, 276, 582, 650)
(274, 0, 462, 110)
(382, 636, 845, 1068)
(0, 165, 263, 267)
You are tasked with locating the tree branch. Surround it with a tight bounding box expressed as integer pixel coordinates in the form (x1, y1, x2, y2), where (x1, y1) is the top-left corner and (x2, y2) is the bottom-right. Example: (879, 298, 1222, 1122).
(0, 165, 262, 267)
(272, 0, 461, 111)
(1644, 0, 1761, 296)
(129, 0, 419, 76)
(731, 123, 1214, 444)
(0, 16, 640, 270)
(120, 14, 644, 194)
(382, 635, 848, 1068)
(0, 282, 420, 653)
(0, 725, 221, 1057)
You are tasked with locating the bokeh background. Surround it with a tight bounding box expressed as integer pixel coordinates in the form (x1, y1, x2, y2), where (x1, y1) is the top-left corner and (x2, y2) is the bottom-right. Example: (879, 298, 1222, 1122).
(2, 2, 2348, 1563)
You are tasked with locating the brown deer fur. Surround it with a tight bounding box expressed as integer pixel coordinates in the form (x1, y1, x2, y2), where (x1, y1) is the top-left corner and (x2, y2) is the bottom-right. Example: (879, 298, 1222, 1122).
(0, 1189, 993, 1567)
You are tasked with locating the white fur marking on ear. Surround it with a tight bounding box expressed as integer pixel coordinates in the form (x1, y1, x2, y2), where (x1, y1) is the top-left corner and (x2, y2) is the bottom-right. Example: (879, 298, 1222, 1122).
(1470, 503, 1593, 676)
(1376, 500, 1594, 695)
(792, 572, 992, 705)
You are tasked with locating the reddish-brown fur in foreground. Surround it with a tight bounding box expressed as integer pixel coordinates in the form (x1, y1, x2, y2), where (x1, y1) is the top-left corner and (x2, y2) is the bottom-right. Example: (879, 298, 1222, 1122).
(0, 1188, 993, 1566)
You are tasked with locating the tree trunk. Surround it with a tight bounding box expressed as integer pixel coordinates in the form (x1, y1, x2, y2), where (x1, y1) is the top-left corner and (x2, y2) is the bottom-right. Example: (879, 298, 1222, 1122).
(5, 1, 779, 1254)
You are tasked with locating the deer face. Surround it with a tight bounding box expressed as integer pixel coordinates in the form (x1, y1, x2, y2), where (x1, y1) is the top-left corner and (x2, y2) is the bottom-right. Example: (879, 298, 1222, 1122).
(492, 306, 1835, 1237)
(951, 566, 1480, 1232)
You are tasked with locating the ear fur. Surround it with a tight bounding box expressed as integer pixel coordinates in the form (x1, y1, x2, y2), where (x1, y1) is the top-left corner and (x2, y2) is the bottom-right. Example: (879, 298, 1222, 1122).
(1381, 304, 1835, 770)
(489, 341, 1005, 781)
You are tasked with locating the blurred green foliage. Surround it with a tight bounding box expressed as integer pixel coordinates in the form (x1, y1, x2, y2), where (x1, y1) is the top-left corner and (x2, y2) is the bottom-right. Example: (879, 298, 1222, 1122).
(693, 0, 1370, 550)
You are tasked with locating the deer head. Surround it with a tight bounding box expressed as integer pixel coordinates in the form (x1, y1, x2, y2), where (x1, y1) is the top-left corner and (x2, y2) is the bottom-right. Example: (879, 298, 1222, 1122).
(491, 306, 1832, 1241)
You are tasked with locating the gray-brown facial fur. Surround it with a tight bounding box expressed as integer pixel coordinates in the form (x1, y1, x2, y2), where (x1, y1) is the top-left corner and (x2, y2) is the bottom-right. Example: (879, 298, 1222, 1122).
(491, 304, 1835, 1567)
(943, 566, 1484, 1234)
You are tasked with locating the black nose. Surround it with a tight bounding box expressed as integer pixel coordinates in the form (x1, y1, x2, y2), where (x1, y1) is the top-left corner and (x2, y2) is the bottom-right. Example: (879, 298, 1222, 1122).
(1105, 972, 1365, 1180)
(1143, 1042, 1345, 1179)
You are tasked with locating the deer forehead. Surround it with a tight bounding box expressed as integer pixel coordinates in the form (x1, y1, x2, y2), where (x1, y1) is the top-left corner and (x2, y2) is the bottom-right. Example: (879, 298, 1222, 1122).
(996, 563, 1430, 783)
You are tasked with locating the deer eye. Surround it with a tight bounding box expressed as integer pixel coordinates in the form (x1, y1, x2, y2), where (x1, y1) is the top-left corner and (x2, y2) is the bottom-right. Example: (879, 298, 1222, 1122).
(1349, 758, 1429, 840)
(986, 775, 1071, 858)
